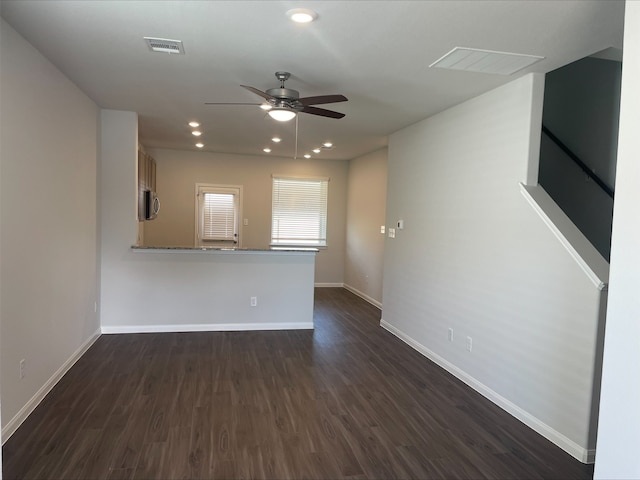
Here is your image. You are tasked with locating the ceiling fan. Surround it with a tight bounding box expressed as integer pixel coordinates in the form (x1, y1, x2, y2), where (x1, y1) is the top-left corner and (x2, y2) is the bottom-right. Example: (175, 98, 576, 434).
(206, 72, 348, 121)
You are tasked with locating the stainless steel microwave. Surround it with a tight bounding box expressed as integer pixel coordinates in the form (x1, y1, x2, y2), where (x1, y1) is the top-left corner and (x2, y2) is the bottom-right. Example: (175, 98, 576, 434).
(144, 190, 160, 220)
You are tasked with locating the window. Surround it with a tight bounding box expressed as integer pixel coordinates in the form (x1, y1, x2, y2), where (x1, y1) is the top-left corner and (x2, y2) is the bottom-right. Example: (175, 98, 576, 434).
(271, 176, 328, 247)
(196, 184, 241, 246)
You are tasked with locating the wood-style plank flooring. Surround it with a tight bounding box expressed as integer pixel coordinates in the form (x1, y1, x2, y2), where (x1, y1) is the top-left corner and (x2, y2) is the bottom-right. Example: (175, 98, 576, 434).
(3, 288, 593, 479)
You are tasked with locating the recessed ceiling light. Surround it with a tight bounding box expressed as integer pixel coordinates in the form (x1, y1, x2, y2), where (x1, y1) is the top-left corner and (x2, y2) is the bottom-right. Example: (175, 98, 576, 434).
(192, 131, 202, 136)
(263, 148, 272, 153)
(195, 143, 204, 148)
(313, 148, 321, 154)
(272, 137, 282, 143)
(323, 142, 333, 148)
(304, 154, 311, 159)
(189, 121, 200, 127)
(286, 8, 318, 24)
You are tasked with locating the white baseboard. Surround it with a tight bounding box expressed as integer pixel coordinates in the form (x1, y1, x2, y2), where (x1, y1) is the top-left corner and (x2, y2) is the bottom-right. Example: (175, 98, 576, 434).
(343, 284, 382, 309)
(314, 282, 344, 288)
(101, 322, 314, 334)
(380, 319, 594, 464)
(2, 328, 102, 444)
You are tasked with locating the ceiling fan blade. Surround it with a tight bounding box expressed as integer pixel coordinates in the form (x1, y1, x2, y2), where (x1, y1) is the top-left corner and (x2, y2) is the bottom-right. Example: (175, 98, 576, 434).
(205, 102, 261, 105)
(301, 106, 345, 119)
(241, 85, 275, 101)
(297, 94, 348, 106)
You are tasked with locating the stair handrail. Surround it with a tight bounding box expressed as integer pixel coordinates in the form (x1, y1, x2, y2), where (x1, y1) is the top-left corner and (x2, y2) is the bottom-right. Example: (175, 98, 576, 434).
(541, 124, 614, 199)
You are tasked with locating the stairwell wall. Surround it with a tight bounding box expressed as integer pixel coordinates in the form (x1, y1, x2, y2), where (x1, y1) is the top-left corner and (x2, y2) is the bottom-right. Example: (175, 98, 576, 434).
(594, 1, 640, 476)
(382, 73, 604, 462)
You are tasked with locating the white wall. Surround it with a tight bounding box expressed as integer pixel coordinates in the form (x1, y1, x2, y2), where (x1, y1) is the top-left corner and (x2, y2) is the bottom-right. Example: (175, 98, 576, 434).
(142, 148, 348, 285)
(594, 2, 640, 477)
(0, 19, 100, 439)
(0, 20, 3, 472)
(382, 73, 606, 462)
(99, 110, 139, 328)
(345, 148, 387, 306)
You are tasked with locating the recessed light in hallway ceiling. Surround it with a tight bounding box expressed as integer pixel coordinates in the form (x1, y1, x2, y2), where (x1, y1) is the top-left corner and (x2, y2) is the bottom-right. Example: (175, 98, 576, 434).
(286, 8, 318, 24)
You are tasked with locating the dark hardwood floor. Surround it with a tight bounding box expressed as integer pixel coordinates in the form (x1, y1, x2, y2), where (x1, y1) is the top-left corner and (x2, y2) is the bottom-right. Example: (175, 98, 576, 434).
(3, 287, 593, 479)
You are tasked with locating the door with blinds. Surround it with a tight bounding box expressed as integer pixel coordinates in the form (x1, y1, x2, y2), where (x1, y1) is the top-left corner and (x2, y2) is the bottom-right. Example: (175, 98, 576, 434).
(196, 184, 241, 247)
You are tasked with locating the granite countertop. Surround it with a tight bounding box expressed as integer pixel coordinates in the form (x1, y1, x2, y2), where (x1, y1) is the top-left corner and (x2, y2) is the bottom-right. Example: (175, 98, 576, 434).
(131, 245, 319, 253)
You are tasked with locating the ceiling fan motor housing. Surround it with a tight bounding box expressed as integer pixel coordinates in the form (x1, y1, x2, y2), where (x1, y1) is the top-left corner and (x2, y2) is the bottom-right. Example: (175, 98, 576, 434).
(266, 88, 300, 100)
(266, 87, 302, 110)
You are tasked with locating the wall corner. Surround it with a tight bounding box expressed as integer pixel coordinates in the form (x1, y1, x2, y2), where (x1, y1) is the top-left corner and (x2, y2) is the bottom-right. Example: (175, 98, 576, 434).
(524, 72, 546, 186)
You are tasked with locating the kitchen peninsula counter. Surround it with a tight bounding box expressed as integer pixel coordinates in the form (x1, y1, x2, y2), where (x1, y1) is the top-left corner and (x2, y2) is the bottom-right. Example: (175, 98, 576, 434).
(131, 245, 319, 253)
(100, 246, 317, 334)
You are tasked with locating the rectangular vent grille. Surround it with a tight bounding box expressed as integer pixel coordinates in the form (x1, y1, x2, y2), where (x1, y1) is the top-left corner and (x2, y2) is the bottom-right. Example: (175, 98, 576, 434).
(430, 47, 544, 75)
(144, 37, 185, 54)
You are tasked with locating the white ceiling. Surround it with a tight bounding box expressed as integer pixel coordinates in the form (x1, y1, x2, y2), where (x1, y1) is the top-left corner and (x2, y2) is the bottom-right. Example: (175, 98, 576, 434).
(0, 1, 625, 161)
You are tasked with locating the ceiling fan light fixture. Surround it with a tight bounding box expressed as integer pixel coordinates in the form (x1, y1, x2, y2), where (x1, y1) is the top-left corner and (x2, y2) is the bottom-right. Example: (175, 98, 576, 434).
(272, 137, 282, 143)
(323, 142, 333, 148)
(263, 148, 272, 153)
(189, 121, 200, 127)
(192, 130, 202, 136)
(268, 108, 297, 122)
(260, 103, 273, 111)
(313, 148, 321, 154)
(287, 8, 318, 24)
(195, 143, 204, 148)
(303, 154, 311, 159)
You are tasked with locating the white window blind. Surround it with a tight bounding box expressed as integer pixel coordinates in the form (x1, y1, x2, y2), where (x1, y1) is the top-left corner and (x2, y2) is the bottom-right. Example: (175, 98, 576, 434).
(271, 176, 328, 246)
(201, 192, 236, 241)
(196, 184, 241, 245)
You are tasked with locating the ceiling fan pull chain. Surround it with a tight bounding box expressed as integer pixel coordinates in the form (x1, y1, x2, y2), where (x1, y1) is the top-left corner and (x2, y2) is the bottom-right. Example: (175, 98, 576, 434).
(294, 115, 299, 160)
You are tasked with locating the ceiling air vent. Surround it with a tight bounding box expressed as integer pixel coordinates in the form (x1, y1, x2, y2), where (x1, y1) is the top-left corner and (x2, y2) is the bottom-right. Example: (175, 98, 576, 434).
(144, 37, 185, 54)
(430, 47, 544, 75)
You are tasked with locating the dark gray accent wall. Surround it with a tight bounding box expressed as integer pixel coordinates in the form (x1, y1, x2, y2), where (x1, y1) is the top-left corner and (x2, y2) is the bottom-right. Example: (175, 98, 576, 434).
(540, 56, 622, 261)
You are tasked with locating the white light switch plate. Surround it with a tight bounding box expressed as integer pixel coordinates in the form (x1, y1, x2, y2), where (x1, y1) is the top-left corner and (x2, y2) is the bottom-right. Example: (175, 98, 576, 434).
(388, 228, 396, 238)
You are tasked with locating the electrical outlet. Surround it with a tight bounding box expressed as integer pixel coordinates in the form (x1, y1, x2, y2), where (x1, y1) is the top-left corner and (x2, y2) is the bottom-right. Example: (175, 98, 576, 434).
(448, 328, 454, 342)
(20, 359, 26, 379)
(466, 336, 473, 352)
(250, 296, 257, 307)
